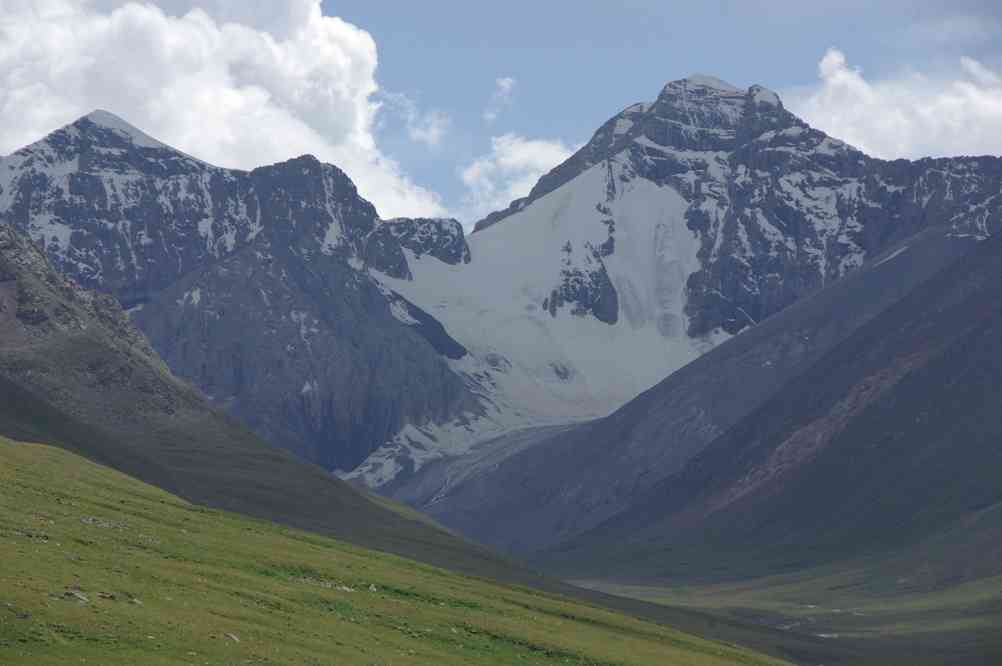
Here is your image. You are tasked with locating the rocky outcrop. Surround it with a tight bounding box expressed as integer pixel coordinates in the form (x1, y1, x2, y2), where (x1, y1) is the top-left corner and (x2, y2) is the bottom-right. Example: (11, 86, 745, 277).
(541, 239, 618, 324)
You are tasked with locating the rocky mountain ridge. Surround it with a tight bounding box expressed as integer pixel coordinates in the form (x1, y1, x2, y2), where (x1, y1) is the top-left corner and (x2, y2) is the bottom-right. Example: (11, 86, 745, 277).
(0, 113, 476, 471)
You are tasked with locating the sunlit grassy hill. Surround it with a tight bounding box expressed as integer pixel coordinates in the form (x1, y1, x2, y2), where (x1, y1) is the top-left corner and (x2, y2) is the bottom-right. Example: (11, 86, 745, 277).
(0, 437, 788, 666)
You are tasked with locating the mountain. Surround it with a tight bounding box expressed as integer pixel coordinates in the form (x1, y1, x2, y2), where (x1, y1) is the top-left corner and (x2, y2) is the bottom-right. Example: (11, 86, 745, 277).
(0, 222, 532, 583)
(378, 76, 1002, 558)
(537, 231, 1002, 583)
(384, 227, 979, 553)
(0, 111, 477, 473)
(352, 75, 1002, 485)
(3, 76, 1002, 491)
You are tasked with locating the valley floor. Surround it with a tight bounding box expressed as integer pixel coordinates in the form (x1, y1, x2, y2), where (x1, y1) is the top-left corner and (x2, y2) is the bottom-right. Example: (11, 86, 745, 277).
(0, 436, 787, 665)
(574, 564, 1002, 666)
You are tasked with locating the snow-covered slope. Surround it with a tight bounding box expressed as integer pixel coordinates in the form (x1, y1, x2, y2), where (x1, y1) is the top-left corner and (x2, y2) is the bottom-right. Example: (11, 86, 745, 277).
(349, 161, 726, 484)
(349, 75, 1002, 487)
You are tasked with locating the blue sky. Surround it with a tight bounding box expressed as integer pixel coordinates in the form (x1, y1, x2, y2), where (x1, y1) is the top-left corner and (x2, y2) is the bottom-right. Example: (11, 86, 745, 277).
(2, 1, 1002, 224)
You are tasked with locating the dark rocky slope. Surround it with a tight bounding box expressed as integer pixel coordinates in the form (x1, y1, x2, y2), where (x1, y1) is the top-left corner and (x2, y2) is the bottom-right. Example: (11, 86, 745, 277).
(540, 231, 1002, 583)
(0, 113, 475, 472)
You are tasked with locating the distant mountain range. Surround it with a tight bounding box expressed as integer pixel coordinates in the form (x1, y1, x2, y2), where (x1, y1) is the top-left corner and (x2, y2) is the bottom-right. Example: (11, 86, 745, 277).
(2, 75, 1001, 592)
(6, 77, 1001, 492)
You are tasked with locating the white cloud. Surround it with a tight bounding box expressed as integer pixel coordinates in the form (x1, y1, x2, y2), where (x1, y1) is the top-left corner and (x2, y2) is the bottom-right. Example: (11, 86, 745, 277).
(459, 133, 576, 224)
(483, 76, 516, 123)
(786, 48, 1002, 159)
(407, 110, 451, 147)
(380, 91, 451, 148)
(0, 0, 445, 218)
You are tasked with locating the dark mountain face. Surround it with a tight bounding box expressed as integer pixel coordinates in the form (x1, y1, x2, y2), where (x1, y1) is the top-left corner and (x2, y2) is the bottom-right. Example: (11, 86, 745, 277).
(0, 112, 476, 472)
(538, 232, 1002, 582)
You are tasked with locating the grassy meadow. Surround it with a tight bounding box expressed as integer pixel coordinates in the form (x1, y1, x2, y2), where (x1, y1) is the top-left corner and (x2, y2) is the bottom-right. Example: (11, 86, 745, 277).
(0, 436, 787, 666)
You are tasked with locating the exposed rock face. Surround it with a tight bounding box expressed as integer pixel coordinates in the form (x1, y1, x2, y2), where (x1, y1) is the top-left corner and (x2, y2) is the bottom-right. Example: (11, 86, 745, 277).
(363, 217, 470, 280)
(542, 237, 618, 324)
(0, 113, 475, 472)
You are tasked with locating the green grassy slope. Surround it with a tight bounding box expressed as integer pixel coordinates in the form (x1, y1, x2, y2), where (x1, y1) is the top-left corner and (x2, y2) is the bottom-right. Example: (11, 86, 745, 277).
(0, 437, 789, 666)
(0, 225, 834, 665)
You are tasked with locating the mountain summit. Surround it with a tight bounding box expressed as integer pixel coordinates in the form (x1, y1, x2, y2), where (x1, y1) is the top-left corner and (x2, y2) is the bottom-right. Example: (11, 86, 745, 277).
(474, 75, 792, 233)
(80, 109, 172, 149)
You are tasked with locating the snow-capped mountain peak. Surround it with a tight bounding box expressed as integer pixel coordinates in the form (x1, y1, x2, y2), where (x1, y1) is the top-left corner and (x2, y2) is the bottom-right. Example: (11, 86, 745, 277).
(352, 75, 1002, 486)
(81, 109, 171, 150)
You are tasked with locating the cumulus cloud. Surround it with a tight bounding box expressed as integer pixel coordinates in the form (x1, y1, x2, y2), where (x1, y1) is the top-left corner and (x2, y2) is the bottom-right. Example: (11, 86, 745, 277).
(0, 0, 445, 218)
(483, 76, 516, 123)
(459, 133, 576, 224)
(380, 92, 451, 148)
(786, 48, 1002, 159)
